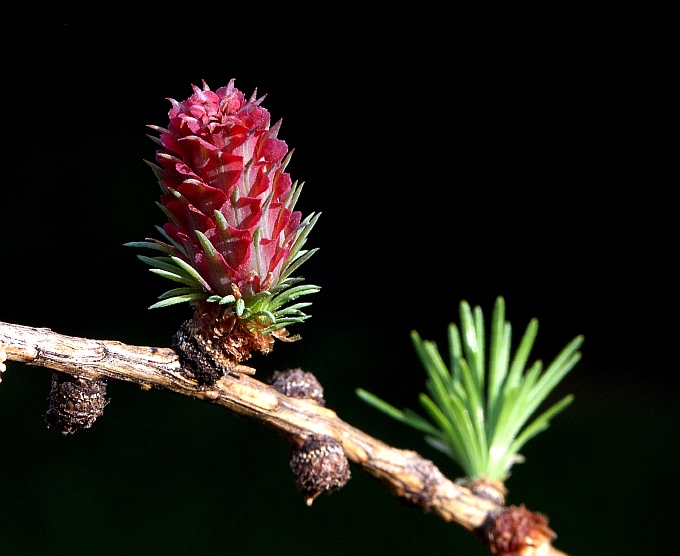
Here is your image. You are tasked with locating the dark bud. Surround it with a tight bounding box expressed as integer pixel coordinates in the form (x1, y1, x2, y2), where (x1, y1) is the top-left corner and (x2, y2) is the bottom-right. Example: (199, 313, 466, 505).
(172, 319, 223, 385)
(171, 305, 264, 385)
(266, 368, 325, 405)
(289, 434, 350, 505)
(482, 504, 555, 555)
(44, 373, 108, 435)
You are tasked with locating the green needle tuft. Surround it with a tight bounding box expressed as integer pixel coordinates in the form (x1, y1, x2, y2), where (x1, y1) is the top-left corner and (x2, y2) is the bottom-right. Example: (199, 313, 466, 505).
(357, 296, 583, 482)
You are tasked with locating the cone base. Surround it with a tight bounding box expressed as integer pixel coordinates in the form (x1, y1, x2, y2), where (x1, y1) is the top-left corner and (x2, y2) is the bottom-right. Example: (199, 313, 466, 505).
(172, 303, 277, 384)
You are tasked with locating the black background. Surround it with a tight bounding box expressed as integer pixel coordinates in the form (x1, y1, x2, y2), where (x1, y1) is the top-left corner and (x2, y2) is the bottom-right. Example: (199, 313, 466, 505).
(1, 11, 677, 555)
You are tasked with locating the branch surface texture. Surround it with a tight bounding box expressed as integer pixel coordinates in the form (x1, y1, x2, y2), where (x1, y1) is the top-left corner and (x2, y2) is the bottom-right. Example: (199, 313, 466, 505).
(0, 320, 567, 556)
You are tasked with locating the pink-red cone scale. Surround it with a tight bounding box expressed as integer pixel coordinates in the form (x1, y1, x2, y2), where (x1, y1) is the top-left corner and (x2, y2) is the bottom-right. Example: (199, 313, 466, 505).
(152, 80, 301, 300)
(128, 79, 319, 329)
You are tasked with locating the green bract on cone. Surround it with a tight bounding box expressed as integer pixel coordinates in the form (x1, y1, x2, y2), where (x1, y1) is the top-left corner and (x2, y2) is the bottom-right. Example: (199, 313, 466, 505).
(126, 79, 319, 336)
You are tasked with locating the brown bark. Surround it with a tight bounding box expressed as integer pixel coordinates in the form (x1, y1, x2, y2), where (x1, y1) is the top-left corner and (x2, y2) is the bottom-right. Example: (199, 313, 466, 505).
(0, 320, 568, 556)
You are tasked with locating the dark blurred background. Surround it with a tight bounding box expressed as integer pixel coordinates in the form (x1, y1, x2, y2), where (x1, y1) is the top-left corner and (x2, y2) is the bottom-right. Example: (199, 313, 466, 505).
(1, 11, 677, 555)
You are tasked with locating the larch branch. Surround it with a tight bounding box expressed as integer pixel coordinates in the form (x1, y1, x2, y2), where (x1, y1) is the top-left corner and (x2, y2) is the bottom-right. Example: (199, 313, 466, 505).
(0, 320, 568, 556)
